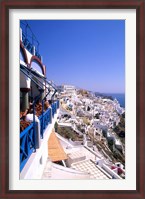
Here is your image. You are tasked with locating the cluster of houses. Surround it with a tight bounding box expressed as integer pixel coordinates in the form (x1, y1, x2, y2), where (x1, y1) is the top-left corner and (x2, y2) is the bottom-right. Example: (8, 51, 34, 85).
(57, 86, 125, 164)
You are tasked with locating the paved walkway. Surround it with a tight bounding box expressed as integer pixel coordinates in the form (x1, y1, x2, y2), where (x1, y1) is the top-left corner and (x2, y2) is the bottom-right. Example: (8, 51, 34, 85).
(71, 159, 110, 179)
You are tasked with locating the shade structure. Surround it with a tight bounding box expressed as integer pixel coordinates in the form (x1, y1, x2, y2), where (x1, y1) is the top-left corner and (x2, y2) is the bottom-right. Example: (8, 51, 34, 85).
(48, 131, 67, 162)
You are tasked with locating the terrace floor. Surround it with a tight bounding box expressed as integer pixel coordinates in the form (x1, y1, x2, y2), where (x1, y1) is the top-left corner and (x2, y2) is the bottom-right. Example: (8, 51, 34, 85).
(41, 133, 111, 180)
(71, 159, 110, 179)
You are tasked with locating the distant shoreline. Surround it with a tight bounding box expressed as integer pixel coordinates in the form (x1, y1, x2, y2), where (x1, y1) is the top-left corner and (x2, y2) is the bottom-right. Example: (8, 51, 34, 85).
(103, 93, 125, 108)
(94, 92, 125, 108)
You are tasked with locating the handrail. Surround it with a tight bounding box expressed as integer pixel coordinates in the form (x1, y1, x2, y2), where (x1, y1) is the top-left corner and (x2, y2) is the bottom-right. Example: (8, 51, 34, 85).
(39, 108, 52, 138)
(20, 100, 60, 172)
(20, 122, 35, 172)
(20, 122, 34, 137)
(20, 20, 40, 57)
(51, 102, 57, 117)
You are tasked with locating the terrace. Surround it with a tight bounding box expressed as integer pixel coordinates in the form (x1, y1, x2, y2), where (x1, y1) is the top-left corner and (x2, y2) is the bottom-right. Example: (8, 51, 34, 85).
(20, 100, 60, 175)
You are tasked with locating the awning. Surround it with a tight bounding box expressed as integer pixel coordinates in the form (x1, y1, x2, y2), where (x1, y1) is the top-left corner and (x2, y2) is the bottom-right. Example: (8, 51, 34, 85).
(48, 131, 67, 162)
(20, 64, 44, 91)
(20, 64, 57, 99)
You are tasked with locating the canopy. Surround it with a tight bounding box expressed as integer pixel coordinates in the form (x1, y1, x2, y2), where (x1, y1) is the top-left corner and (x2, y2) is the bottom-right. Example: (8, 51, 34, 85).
(48, 131, 67, 162)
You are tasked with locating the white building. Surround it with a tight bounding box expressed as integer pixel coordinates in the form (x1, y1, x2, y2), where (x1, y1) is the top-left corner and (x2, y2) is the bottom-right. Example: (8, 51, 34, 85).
(62, 84, 76, 95)
(20, 22, 60, 179)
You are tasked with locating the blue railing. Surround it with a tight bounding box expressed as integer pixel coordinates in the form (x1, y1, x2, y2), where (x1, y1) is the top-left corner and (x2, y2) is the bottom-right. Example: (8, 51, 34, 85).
(20, 100, 59, 172)
(20, 122, 36, 172)
(39, 108, 52, 138)
(56, 100, 59, 109)
(51, 102, 57, 117)
(22, 33, 41, 60)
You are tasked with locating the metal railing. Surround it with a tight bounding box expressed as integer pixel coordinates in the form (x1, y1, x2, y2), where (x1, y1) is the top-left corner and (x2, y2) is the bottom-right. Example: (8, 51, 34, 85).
(22, 32, 41, 60)
(39, 108, 52, 138)
(56, 100, 59, 109)
(51, 101, 57, 118)
(20, 100, 59, 172)
(21, 20, 41, 60)
(20, 122, 36, 172)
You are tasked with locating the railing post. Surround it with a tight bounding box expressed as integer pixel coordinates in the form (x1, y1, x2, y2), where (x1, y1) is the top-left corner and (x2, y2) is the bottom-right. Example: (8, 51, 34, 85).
(54, 102, 56, 114)
(50, 107, 52, 123)
(41, 100, 44, 139)
(56, 101, 57, 112)
(20, 122, 35, 172)
(52, 103, 54, 117)
(57, 100, 59, 109)
(33, 103, 36, 152)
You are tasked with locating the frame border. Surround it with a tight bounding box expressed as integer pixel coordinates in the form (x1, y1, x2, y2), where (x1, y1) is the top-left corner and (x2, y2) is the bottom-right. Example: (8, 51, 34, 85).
(0, 0, 144, 199)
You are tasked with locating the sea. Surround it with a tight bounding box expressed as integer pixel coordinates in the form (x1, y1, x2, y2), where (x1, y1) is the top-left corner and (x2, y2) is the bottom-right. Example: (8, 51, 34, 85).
(104, 93, 125, 108)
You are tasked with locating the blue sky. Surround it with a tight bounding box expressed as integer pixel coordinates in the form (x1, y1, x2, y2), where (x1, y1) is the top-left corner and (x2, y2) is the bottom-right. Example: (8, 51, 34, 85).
(21, 20, 125, 93)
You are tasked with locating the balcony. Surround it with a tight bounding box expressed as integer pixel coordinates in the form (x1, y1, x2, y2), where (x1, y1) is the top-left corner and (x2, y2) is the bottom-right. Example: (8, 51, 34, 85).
(20, 100, 59, 173)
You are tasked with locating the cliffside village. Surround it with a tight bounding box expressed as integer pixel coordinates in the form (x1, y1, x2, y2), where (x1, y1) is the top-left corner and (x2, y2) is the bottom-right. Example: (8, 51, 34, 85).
(53, 84, 125, 179)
